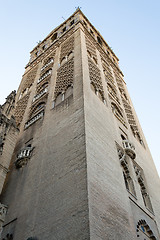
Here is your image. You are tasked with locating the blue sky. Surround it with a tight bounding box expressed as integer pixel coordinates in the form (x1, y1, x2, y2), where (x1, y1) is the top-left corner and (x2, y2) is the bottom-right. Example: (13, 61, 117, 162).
(0, 0, 160, 176)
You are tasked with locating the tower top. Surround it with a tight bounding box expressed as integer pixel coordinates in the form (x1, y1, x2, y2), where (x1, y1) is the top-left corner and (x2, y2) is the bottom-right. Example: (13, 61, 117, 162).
(29, 9, 119, 64)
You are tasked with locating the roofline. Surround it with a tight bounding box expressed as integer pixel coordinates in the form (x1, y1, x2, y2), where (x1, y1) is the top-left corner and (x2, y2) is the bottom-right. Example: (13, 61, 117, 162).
(30, 8, 119, 61)
(30, 8, 81, 53)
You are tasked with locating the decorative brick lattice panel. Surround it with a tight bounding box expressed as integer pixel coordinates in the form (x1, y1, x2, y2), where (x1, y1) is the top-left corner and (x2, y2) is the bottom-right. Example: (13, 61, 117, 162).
(54, 58, 74, 99)
(85, 36, 97, 60)
(27, 29, 75, 71)
(22, 66, 38, 92)
(88, 57, 104, 97)
(14, 93, 30, 125)
(102, 59, 120, 105)
(115, 73, 144, 144)
(60, 36, 74, 62)
(102, 60, 114, 84)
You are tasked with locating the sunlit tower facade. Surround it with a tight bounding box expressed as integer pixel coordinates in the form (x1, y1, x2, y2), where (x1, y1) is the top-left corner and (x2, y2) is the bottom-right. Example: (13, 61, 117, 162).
(0, 9, 160, 240)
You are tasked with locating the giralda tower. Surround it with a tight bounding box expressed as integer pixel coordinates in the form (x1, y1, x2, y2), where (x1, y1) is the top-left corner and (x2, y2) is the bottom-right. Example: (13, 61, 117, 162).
(0, 9, 160, 240)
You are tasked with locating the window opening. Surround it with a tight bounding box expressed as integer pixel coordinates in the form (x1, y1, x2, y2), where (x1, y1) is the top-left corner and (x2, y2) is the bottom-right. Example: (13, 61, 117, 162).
(51, 33, 57, 42)
(70, 20, 74, 26)
(97, 36, 102, 45)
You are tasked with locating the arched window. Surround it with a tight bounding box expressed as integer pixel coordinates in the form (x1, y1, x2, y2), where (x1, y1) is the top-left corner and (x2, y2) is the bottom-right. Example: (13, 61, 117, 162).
(60, 56, 67, 65)
(111, 102, 123, 118)
(90, 29, 94, 35)
(30, 102, 45, 118)
(51, 33, 57, 42)
(97, 36, 102, 45)
(83, 20, 87, 27)
(70, 20, 74, 26)
(107, 83, 117, 96)
(67, 51, 74, 60)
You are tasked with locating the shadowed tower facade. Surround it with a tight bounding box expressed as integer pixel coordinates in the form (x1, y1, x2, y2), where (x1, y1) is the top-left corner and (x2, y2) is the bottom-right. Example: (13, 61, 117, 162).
(0, 9, 160, 240)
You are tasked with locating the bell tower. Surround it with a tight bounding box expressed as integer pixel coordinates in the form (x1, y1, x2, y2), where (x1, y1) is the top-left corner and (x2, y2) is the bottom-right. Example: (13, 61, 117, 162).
(0, 9, 160, 240)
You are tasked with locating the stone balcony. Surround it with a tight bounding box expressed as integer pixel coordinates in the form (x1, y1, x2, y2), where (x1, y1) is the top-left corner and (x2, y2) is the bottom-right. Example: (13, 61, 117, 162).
(15, 146, 33, 168)
(37, 70, 52, 84)
(24, 110, 44, 129)
(122, 139, 136, 159)
(33, 88, 48, 102)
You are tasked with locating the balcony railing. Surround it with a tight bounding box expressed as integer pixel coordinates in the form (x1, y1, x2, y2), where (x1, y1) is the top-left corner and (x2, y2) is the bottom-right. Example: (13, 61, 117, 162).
(24, 110, 44, 129)
(41, 59, 53, 72)
(122, 139, 136, 159)
(37, 70, 52, 84)
(33, 88, 48, 102)
(15, 146, 33, 168)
